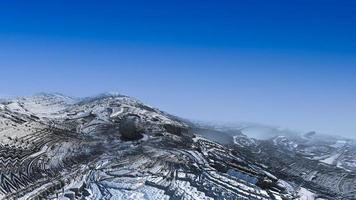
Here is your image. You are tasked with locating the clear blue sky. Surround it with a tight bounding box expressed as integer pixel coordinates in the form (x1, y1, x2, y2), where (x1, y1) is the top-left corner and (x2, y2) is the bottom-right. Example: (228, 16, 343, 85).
(1, 0, 356, 137)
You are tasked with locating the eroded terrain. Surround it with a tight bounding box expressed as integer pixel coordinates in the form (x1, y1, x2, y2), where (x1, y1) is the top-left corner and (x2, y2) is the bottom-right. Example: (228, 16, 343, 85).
(0, 94, 298, 200)
(0, 93, 354, 199)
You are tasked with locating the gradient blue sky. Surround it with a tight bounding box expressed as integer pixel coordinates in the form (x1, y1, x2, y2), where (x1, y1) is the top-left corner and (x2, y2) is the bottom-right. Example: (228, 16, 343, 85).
(1, 0, 356, 137)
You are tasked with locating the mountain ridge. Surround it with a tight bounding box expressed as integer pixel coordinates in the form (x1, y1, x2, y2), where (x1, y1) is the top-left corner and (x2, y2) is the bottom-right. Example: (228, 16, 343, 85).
(0, 93, 354, 199)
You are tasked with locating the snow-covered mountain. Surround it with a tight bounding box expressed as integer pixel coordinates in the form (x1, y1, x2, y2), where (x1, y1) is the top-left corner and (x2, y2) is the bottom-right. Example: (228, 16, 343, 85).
(0, 93, 354, 199)
(205, 123, 356, 199)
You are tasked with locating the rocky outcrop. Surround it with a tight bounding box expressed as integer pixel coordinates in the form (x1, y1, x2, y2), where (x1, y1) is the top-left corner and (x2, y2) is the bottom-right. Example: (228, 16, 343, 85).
(119, 114, 143, 140)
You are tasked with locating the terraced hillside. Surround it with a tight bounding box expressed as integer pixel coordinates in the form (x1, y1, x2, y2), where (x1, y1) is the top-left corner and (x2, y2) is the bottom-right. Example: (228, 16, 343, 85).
(0, 93, 323, 199)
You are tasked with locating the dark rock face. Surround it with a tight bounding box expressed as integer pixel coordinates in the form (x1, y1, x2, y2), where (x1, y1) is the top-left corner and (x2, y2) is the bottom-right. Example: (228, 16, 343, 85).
(119, 115, 143, 140)
(163, 124, 187, 135)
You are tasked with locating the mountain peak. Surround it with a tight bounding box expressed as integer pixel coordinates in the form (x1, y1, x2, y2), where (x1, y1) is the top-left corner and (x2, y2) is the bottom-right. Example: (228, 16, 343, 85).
(0, 94, 354, 199)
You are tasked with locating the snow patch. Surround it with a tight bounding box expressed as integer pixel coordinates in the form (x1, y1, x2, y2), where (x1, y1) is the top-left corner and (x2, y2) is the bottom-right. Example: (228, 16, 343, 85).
(298, 187, 316, 200)
(320, 153, 341, 165)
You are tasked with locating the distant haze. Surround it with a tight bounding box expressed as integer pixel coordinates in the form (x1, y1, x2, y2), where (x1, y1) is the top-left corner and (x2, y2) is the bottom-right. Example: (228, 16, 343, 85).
(0, 1, 355, 138)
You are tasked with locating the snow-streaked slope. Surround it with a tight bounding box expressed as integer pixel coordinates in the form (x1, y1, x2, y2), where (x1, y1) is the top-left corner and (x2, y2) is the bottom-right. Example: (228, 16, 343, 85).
(0, 93, 297, 199)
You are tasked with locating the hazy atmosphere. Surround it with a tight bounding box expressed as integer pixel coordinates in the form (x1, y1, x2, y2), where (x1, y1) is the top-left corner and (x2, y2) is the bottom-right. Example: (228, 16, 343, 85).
(1, 0, 356, 138)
